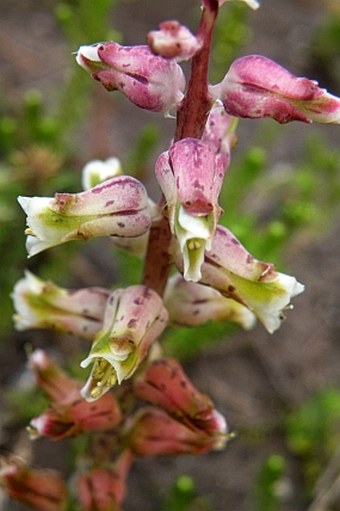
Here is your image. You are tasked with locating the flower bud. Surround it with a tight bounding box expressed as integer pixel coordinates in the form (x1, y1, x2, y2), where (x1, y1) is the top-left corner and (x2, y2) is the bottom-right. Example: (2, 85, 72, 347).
(134, 357, 227, 437)
(210, 55, 340, 124)
(76, 42, 185, 114)
(0, 459, 67, 511)
(155, 138, 227, 281)
(147, 20, 202, 61)
(29, 349, 81, 403)
(18, 175, 151, 257)
(176, 224, 304, 333)
(202, 101, 238, 157)
(164, 274, 256, 329)
(28, 350, 122, 440)
(76, 452, 133, 511)
(12, 271, 109, 339)
(80, 286, 169, 401)
(82, 156, 122, 190)
(28, 391, 122, 440)
(126, 407, 226, 456)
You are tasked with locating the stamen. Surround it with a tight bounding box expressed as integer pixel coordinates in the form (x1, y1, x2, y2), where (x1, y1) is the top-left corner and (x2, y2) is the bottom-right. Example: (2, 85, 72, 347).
(188, 239, 202, 250)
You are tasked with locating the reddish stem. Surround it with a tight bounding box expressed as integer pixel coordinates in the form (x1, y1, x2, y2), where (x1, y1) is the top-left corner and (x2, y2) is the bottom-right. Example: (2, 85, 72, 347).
(142, 1, 219, 295)
(175, 0, 219, 140)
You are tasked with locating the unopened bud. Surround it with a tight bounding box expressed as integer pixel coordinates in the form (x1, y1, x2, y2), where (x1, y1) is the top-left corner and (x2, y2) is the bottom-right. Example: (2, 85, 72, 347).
(76, 42, 185, 115)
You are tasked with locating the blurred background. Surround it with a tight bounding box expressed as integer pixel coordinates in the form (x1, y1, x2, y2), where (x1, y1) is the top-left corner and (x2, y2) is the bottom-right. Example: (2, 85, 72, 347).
(1, 0, 340, 509)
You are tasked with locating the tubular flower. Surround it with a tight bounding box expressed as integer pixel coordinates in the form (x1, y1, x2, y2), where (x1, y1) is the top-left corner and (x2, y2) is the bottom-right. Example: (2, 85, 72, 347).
(164, 274, 256, 329)
(202, 101, 238, 158)
(126, 407, 227, 456)
(76, 42, 185, 115)
(210, 55, 340, 124)
(76, 452, 133, 511)
(80, 285, 169, 401)
(27, 350, 122, 440)
(82, 156, 122, 190)
(0, 459, 67, 511)
(147, 20, 202, 61)
(28, 393, 122, 440)
(12, 271, 109, 340)
(176, 225, 304, 333)
(18, 175, 151, 257)
(155, 138, 227, 281)
(29, 349, 84, 403)
(134, 357, 227, 438)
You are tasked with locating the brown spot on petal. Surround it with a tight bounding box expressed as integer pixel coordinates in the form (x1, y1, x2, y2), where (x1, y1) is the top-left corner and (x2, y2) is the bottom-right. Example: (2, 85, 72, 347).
(193, 179, 204, 191)
(128, 318, 137, 328)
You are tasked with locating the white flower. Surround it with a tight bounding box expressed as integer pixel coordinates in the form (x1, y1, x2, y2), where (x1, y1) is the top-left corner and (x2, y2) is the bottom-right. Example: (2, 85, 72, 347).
(18, 175, 151, 257)
(81, 157, 122, 190)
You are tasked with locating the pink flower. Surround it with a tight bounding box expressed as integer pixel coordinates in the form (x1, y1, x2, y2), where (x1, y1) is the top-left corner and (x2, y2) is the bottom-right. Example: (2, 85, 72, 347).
(80, 286, 169, 400)
(12, 271, 110, 340)
(0, 459, 67, 511)
(175, 224, 304, 333)
(155, 137, 227, 281)
(76, 452, 133, 511)
(210, 55, 340, 124)
(126, 407, 226, 456)
(28, 350, 122, 440)
(29, 349, 81, 403)
(164, 274, 256, 329)
(76, 42, 185, 114)
(147, 20, 202, 61)
(18, 175, 152, 257)
(202, 101, 238, 157)
(134, 357, 227, 437)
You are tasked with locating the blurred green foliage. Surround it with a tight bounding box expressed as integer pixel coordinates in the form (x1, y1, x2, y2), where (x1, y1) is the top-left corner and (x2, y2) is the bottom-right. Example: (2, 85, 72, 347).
(162, 475, 212, 511)
(0, 0, 118, 337)
(254, 454, 286, 511)
(211, 2, 252, 82)
(309, 13, 340, 89)
(285, 389, 340, 494)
